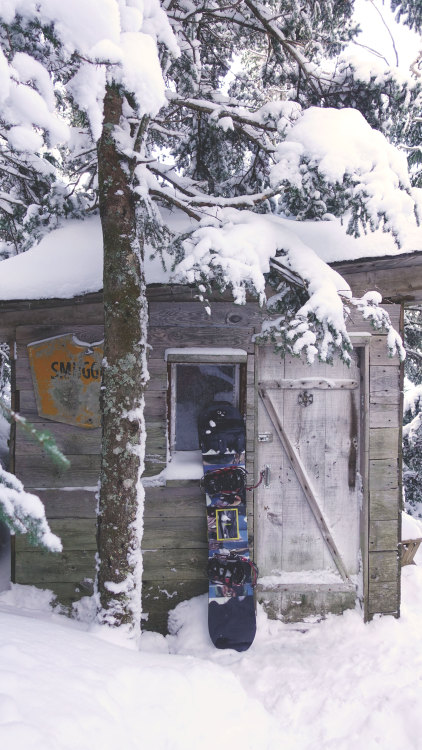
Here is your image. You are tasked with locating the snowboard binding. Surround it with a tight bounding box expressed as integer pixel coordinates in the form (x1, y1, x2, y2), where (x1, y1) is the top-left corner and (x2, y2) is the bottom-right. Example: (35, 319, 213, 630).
(207, 552, 259, 588)
(200, 466, 247, 497)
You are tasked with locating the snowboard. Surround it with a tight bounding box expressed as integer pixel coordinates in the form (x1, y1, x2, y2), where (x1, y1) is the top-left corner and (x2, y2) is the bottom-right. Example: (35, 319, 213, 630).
(198, 401, 258, 652)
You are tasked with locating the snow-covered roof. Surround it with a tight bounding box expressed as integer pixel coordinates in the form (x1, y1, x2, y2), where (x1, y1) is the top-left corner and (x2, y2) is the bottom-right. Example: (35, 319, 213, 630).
(0, 212, 421, 302)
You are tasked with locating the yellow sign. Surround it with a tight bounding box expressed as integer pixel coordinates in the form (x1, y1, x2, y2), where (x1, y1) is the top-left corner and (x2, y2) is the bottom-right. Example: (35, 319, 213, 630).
(28, 334, 104, 428)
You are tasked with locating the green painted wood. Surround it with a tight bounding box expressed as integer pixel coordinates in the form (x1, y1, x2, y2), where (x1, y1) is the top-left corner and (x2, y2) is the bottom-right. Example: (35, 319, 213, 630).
(15, 548, 96, 584)
(143, 548, 208, 580)
(16, 422, 101, 456)
(28, 489, 97, 518)
(143, 516, 207, 549)
(15, 518, 97, 551)
(15, 453, 100, 487)
(145, 484, 206, 517)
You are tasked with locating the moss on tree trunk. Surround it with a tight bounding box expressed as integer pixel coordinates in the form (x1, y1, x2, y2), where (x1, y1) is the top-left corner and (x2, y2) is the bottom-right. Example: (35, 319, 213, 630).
(96, 83, 148, 630)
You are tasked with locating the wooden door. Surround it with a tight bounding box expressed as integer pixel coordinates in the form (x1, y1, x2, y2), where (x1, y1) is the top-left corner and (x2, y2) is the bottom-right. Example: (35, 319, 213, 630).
(256, 347, 362, 600)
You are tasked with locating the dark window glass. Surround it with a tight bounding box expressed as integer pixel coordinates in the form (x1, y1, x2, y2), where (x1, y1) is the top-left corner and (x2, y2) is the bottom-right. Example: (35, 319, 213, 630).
(174, 364, 238, 450)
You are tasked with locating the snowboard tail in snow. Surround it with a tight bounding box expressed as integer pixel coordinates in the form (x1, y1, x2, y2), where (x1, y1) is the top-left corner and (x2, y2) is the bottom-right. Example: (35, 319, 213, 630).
(198, 401, 258, 652)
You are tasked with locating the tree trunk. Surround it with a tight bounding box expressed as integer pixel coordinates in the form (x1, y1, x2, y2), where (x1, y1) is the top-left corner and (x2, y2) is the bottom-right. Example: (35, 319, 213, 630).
(96, 83, 148, 633)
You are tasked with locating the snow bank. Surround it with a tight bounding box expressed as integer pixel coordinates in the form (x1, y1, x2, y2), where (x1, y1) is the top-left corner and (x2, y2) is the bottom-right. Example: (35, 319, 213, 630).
(402, 511, 422, 541)
(2, 569, 422, 749)
(0, 587, 279, 750)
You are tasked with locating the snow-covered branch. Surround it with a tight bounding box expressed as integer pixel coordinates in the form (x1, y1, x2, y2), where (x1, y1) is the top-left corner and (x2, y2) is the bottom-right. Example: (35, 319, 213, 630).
(172, 207, 405, 364)
(0, 465, 62, 552)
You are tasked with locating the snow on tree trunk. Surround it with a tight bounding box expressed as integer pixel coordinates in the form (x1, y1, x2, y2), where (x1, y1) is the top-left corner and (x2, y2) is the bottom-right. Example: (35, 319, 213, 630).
(96, 83, 148, 633)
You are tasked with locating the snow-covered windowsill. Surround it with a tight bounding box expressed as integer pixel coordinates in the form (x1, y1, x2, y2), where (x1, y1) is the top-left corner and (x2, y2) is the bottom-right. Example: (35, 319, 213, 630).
(162, 450, 203, 481)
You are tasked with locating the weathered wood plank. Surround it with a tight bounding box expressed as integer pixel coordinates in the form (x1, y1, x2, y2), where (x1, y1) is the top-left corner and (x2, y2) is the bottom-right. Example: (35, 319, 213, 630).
(368, 550, 399, 582)
(370, 365, 400, 402)
(259, 386, 351, 582)
(369, 428, 400, 460)
(15, 518, 97, 551)
(0, 296, 103, 330)
(143, 548, 208, 580)
(369, 520, 399, 552)
(15, 454, 100, 487)
(166, 351, 247, 363)
(257, 586, 356, 623)
(15, 549, 96, 583)
(369, 459, 399, 492)
(368, 580, 400, 615)
(29, 489, 97, 518)
(16, 324, 104, 345)
(148, 326, 254, 357)
(370, 489, 400, 521)
(50, 580, 95, 602)
(344, 305, 401, 333)
(149, 300, 263, 328)
(143, 516, 207, 549)
(144, 458, 167, 477)
(145, 484, 207, 517)
(259, 378, 359, 390)
(16, 421, 101, 456)
(370, 336, 403, 366)
(369, 403, 401, 429)
(335, 258, 422, 305)
(0, 326, 15, 339)
(144, 391, 166, 419)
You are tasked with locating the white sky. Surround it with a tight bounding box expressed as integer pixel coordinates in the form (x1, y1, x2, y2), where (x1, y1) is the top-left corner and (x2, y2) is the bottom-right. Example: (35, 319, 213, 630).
(352, 0, 421, 69)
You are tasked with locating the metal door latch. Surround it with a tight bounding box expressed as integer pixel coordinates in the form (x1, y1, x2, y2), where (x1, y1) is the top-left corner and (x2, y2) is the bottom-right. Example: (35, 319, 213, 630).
(263, 465, 271, 488)
(258, 432, 273, 443)
(298, 390, 313, 407)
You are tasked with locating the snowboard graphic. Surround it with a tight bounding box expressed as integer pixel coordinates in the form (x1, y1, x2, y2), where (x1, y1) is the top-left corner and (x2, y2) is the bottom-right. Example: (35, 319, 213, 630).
(198, 401, 258, 651)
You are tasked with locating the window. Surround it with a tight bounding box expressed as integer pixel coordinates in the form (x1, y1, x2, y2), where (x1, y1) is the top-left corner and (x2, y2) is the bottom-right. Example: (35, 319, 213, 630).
(166, 350, 247, 454)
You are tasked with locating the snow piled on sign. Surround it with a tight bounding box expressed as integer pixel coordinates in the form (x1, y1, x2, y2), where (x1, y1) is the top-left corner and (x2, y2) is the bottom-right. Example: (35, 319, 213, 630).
(2, 565, 422, 749)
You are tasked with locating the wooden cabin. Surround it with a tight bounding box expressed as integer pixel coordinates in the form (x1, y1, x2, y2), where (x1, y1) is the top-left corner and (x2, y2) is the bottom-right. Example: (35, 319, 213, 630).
(1, 247, 422, 633)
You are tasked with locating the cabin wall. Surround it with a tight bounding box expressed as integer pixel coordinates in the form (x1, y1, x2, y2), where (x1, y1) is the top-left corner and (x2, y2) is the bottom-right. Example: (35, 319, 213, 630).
(0, 293, 403, 630)
(142, 288, 261, 631)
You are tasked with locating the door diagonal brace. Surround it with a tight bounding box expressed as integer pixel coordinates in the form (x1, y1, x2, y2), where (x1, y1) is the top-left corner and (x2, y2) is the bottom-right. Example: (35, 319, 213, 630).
(258, 387, 351, 584)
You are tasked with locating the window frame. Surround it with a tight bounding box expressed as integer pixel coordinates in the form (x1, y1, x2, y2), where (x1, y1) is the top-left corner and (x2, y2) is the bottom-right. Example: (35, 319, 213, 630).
(166, 349, 248, 456)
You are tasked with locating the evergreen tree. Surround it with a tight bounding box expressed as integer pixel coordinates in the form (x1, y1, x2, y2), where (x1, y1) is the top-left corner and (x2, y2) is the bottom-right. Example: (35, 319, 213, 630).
(403, 308, 422, 516)
(391, 0, 422, 33)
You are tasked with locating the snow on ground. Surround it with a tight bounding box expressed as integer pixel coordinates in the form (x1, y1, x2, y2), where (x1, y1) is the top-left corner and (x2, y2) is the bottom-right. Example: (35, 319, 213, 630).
(1, 561, 422, 750)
